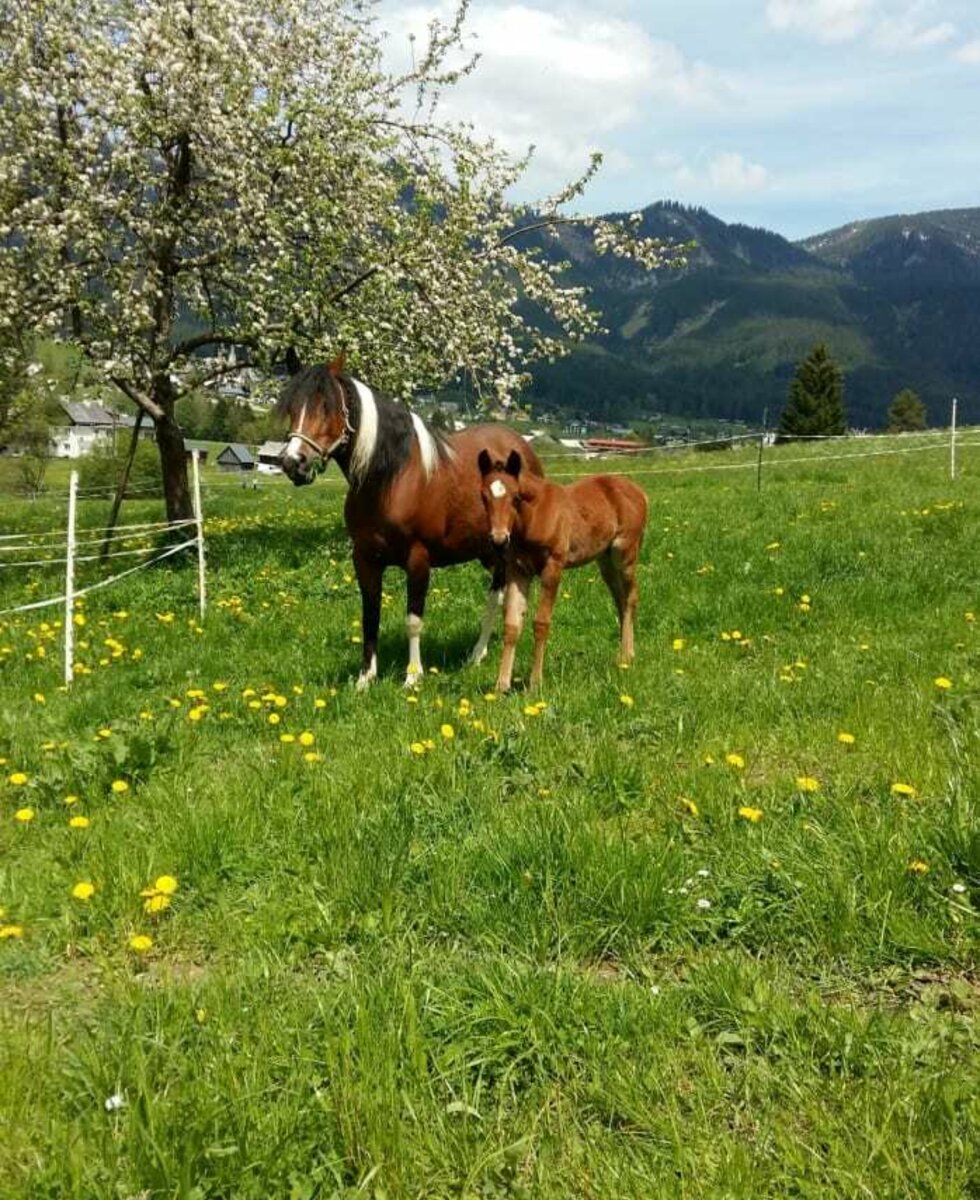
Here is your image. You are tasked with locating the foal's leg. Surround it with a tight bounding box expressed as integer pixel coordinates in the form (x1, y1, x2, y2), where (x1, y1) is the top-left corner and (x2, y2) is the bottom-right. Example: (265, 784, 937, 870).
(529, 557, 563, 691)
(404, 544, 431, 688)
(496, 572, 531, 693)
(353, 547, 384, 690)
(618, 546, 640, 666)
(468, 558, 505, 666)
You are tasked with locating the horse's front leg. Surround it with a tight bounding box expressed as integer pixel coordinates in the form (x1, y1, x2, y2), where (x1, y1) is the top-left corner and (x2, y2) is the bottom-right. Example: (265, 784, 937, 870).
(353, 547, 383, 691)
(495, 570, 531, 693)
(529, 557, 563, 691)
(404, 544, 431, 688)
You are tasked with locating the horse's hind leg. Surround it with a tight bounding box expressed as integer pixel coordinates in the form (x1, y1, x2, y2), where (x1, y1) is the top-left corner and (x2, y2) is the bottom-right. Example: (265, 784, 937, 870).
(354, 547, 384, 690)
(404, 544, 431, 688)
(598, 546, 637, 666)
(468, 558, 504, 666)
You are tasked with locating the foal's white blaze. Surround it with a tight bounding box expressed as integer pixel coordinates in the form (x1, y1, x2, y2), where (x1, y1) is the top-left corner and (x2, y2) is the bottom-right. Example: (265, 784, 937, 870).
(410, 412, 438, 478)
(349, 379, 379, 483)
(489, 479, 507, 499)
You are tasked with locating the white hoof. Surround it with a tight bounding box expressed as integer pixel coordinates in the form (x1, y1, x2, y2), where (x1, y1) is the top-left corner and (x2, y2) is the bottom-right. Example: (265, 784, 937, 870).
(403, 669, 423, 689)
(355, 672, 374, 692)
(467, 644, 489, 666)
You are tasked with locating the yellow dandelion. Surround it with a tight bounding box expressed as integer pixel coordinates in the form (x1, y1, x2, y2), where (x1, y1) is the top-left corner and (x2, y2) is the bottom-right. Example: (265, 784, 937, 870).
(933, 676, 953, 691)
(680, 797, 699, 817)
(267, 712, 281, 725)
(891, 782, 917, 798)
(303, 752, 321, 763)
(440, 723, 455, 740)
(110, 779, 129, 794)
(314, 697, 327, 709)
(409, 742, 427, 755)
(672, 637, 686, 651)
(69, 815, 90, 829)
(907, 859, 929, 875)
(619, 694, 635, 708)
(725, 753, 745, 770)
(738, 806, 764, 823)
(152, 875, 178, 895)
(143, 894, 171, 915)
(279, 733, 295, 744)
(837, 731, 855, 745)
(703, 754, 716, 766)
(71, 881, 96, 901)
(0, 925, 25, 939)
(128, 934, 153, 954)
(8, 772, 28, 786)
(298, 731, 315, 747)
(14, 807, 35, 823)
(483, 692, 498, 702)
(33, 692, 45, 704)
(795, 776, 820, 793)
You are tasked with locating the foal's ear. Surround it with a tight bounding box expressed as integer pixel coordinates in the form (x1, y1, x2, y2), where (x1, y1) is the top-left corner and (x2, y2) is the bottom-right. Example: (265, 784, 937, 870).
(477, 449, 493, 476)
(505, 449, 522, 478)
(327, 350, 347, 377)
(285, 346, 302, 376)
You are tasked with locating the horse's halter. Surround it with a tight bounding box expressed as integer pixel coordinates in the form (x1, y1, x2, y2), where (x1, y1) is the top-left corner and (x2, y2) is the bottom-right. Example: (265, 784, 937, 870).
(286, 377, 355, 467)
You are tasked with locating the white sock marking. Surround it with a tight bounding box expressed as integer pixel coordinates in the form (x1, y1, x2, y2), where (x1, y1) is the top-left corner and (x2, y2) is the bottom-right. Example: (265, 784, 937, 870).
(356, 652, 378, 691)
(349, 379, 378, 484)
(405, 613, 424, 682)
(469, 588, 503, 664)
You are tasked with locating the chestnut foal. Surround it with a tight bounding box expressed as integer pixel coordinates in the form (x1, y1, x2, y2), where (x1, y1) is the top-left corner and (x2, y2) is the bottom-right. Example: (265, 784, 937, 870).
(478, 449, 648, 692)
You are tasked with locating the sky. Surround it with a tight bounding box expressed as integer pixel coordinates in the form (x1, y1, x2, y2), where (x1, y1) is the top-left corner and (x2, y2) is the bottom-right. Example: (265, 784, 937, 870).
(379, 0, 980, 239)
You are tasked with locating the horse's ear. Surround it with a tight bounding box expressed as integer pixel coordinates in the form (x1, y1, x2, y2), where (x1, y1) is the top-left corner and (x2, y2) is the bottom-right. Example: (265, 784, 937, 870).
(328, 350, 347, 377)
(285, 346, 302, 376)
(478, 449, 493, 476)
(505, 449, 522, 478)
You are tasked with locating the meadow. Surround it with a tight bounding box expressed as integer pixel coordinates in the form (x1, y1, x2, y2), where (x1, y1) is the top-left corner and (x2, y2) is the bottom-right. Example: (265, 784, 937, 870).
(0, 435, 978, 1199)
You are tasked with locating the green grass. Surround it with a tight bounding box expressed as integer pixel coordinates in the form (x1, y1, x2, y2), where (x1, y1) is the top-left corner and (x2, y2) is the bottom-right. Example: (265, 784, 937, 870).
(1, 440, 978, 1198)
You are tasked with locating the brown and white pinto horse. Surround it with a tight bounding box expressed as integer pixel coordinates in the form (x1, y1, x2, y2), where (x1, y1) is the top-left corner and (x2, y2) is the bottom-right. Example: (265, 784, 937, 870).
(278, 354, 544, 688)
(478, 449, 648, 692)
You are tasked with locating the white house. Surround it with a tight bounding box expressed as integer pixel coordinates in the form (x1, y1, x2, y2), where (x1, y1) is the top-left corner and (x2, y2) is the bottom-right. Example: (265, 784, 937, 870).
(49, 401, 145, 459)
(256, 440, 286, 474)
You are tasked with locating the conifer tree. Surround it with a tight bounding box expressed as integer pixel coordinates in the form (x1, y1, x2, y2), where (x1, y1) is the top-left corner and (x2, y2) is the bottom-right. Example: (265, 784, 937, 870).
(887, 388, 927, 432)
(777, 343, 847, 441)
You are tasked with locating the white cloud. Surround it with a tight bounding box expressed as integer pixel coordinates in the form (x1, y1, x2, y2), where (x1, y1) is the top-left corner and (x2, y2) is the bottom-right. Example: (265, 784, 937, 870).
(766, 0, 875, 43)
(662, 152, 771, 195)
(382, 3, 734, 179)
(871, 1, 956, 52)
(951, 37, 980, 62)
(767, 0, 956, 53)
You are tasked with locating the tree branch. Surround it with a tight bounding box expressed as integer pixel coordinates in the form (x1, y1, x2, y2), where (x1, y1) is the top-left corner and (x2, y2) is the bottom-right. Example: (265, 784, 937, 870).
(111, 377, 165, 422)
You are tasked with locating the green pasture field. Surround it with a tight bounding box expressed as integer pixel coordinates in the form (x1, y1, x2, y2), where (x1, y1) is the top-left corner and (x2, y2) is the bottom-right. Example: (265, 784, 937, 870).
(1, 435, 978, 1198)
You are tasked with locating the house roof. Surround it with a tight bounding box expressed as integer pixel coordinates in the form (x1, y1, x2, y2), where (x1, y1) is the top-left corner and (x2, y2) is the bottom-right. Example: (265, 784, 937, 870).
(60, 400, 136, 428)
(216, 443, 255, 466)
(256, 440, 286, 458)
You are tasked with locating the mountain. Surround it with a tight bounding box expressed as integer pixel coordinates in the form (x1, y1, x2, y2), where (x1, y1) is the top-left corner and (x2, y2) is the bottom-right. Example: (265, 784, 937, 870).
(522, 202, 980, 429)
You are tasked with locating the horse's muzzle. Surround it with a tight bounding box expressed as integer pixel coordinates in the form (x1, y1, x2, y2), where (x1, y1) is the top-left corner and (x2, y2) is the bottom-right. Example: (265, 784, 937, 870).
(490, 531, 510, 547)
(280, 452, 313, 486)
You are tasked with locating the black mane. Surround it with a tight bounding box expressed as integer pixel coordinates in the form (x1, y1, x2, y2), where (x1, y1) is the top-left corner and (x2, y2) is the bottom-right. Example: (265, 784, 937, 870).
(277, 364, 449, 486)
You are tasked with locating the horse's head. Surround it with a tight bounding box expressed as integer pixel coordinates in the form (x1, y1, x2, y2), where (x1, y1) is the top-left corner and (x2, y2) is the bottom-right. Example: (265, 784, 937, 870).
(478, 448, 522, 547)
(277, 350, 351, 486)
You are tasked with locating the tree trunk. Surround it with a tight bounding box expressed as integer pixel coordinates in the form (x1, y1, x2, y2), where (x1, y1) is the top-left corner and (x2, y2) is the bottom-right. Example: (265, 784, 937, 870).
(156, 408, 194, 524)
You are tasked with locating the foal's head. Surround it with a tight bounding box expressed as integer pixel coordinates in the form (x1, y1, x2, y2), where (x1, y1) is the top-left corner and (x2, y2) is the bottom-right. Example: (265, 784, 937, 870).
(478, 448, 523, 547)
(277, 350, 351, 486)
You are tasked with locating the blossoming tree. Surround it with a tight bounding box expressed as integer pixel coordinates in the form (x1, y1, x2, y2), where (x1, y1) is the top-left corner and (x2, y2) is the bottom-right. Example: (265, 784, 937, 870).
(0, 0, 679, 520)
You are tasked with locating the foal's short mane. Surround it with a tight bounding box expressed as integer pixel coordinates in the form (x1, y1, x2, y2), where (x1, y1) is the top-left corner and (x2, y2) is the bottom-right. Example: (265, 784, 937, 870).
(278, 364, 449, 487)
